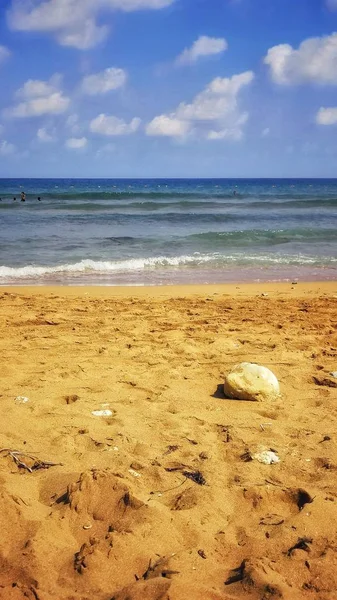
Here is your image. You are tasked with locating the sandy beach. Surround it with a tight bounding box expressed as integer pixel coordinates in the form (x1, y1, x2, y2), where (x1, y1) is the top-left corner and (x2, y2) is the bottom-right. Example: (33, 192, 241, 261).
(0, 282, 337, 600)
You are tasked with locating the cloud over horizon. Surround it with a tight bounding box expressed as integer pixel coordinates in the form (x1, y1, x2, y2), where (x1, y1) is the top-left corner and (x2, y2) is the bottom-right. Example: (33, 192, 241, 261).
(146, 70, 254, 140)
(5, 74, 70, 118)
(264, 32, 337, 85)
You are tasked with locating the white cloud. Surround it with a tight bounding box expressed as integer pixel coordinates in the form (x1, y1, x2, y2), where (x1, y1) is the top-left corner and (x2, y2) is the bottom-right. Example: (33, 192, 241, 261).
(0, 140, 16, 155)
(65, 137, 88, 149)
(5, 75, 70, 118)
(90, 114, 141, 136)
(16, 74, 62, 98)
(146, 115, 191, 137)
(146, 70, 253, 140)
(8, 0, 175, 50)
(81, 67, 127, 95)
(207, 113, 248, 141)
(264, 32, 337, 84)
(176, 35, 228, 66)
(261, 127, 270, 137)
(0, 45, 11, 63)
(316, 107, 337, 125)
(37, 127, 56, 142)
(7, 92, 70, 118)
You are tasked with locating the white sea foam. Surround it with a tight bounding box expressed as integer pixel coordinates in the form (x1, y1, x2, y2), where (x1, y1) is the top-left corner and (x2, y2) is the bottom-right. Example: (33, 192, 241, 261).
(0, 253, 335, 280)
(0, 256, 213, 279)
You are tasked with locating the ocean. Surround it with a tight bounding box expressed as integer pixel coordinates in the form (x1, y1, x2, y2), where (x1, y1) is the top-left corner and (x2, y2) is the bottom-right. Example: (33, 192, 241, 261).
(0, 178, 336, 286)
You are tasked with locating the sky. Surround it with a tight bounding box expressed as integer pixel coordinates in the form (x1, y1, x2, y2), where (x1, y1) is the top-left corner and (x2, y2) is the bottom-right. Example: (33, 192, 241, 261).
(0, 0, 337, 178)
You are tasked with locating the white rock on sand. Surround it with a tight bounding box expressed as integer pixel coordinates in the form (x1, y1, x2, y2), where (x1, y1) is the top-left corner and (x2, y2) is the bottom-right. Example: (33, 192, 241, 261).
(224, 362, 280, 402)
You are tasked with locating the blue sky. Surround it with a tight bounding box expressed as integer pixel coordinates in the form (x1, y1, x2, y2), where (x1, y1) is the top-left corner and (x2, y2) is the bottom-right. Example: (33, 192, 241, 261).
(0, 0, 337, 178)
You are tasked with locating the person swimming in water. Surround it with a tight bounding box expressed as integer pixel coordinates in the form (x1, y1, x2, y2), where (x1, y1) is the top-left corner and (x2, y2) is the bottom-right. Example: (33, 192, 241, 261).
(21, 191, 26, 202)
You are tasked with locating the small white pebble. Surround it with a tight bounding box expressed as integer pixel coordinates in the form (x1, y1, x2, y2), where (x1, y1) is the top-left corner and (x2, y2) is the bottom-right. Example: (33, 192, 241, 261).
(14, 396, 29, 404)
(254, 450, 280, 464)
(91, 410, 113, 417)
(128, 469, 141, 478)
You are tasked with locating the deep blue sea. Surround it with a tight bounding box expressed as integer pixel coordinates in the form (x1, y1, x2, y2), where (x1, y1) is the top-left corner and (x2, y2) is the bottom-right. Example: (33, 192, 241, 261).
(0, 178, 336, 285)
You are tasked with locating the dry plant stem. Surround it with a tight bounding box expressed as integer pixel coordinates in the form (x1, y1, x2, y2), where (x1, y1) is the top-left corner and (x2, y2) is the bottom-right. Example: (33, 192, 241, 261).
(0, 448, 62, 472)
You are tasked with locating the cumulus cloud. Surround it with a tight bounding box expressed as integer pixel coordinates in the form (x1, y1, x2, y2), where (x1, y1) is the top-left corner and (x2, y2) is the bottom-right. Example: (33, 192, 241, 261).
(16, 74, 62, 98)
(146, 70, 253, 140)
(316, 107, 337, 125)
(37, 127, 56, 142)
(146, 115, 191, 137)
(207, 113, 248, 141)
(81, 67, 127, 95)
(264, 32, 337, 84)
(90, 114, 141, 136)
(65, 137, 88, 149)
(7, 0, 175, 49)
(176, 35, 228, 66)
(0, 140, 16, 155)
(7, 92, 70, 118)
(0, 45, 11, 63)
(5, 75, 70, 118)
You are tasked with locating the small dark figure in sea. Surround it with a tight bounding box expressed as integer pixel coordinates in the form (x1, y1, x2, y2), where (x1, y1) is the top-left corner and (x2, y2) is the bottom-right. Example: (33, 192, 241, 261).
(21, 191, 26, 202)
(13, 197, 16, 201)
(233, 190, 237, 196)
(38, 196, 41, 201)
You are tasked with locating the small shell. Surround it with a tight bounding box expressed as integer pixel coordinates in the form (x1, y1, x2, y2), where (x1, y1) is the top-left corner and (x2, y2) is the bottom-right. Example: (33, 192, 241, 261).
(83, 524, 92, 530)
(91, 410, 113, 417)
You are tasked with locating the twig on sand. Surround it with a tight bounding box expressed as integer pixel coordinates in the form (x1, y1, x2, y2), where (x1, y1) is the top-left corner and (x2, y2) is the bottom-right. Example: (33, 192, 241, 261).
(0, 448, 62, 473)
(150, 477, 188, 496)
(136, 555, 179, 581)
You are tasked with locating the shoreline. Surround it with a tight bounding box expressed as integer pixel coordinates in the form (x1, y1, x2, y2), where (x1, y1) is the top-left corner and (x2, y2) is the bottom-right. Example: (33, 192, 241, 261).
(2, 279, 337, 298)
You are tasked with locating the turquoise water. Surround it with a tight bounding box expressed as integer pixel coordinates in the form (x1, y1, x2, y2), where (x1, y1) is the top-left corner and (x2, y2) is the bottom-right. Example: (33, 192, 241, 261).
(0, 178, 336, 285)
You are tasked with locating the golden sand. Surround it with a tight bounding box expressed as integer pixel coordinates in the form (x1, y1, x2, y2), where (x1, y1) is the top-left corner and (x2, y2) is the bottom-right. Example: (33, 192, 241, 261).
(0, 282, 336, 599)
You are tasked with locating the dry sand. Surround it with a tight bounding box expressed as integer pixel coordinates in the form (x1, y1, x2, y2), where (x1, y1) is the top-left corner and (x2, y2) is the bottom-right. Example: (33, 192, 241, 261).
(0, 282, 337, 600)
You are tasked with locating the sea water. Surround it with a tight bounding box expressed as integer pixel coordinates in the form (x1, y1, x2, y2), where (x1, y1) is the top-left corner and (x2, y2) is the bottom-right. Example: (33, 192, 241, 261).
(0, 178, 336, 285)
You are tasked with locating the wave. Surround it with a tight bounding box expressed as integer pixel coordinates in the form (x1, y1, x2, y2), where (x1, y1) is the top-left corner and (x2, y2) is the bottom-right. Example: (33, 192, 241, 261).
(187, 228, 337, 246)
(1, 253, 336, 280)
(1, 196, 337, 214)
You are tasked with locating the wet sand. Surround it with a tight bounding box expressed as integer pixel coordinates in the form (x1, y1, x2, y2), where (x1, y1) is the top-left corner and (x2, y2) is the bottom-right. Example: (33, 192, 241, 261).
(0, 282, 337, 600)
